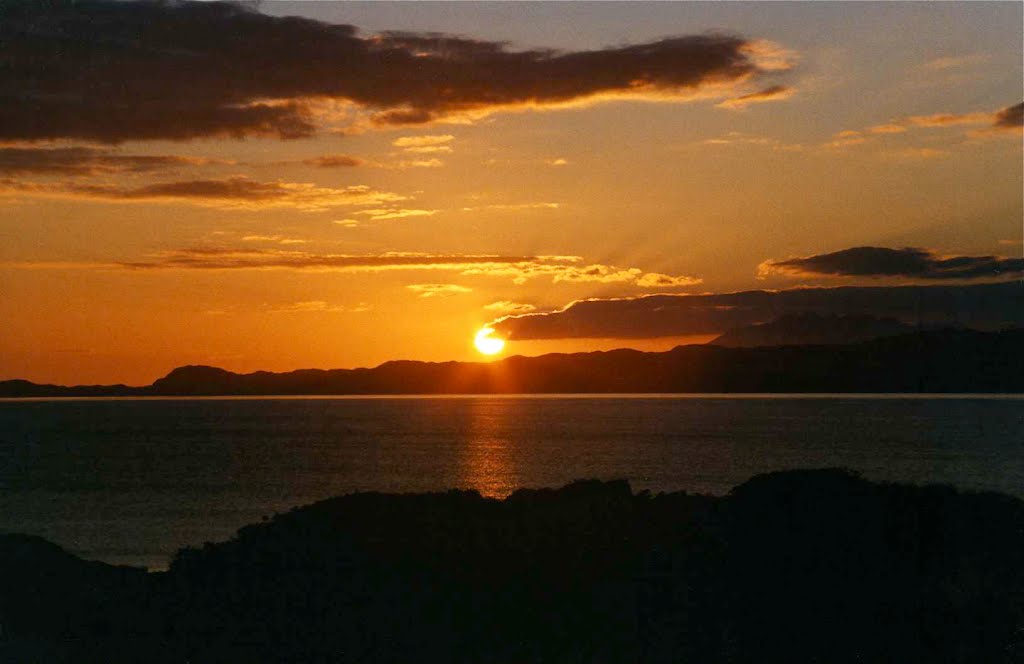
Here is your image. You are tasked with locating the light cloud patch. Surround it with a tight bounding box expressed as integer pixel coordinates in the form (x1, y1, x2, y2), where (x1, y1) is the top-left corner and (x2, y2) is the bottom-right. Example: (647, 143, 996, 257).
(483, 301, 537, 315)
(272, 300, 371, 313)
(388, 158, 444, 169)
(636, 272, 704, 288)
(393, 135, 455, 149)
(355, 208, 439, 221)
(460, 202, 561, 212)
(716, 84, 794, 109)
(406, 283, 473, 298)
(867, 124, 907, 134)
(401, 146, 452, 154)
(700, 132, 804, 152)
(887, 147, 948, 160)
(242, 235, 308, 245)
(921, 54, 990, 71)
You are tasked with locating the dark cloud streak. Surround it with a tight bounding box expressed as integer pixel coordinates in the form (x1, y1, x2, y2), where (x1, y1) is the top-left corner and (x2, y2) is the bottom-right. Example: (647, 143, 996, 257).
(760, 246, 1024, 280)
(0, 147, 214, 176)
(993, 102, 1023, 129)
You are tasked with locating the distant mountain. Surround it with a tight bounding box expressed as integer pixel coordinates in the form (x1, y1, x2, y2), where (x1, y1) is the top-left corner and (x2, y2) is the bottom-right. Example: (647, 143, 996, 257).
(711, 313, 914, 348)
(2, 328, 1023, 396)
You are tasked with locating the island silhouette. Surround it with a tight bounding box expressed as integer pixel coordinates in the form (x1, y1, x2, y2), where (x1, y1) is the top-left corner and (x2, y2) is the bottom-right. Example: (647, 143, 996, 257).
(1, 470, 1021, 662)
(3, 328, 1023, 396)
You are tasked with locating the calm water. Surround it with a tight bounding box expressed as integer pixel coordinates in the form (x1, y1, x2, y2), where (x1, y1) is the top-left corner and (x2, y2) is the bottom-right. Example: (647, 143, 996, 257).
(1, 395, 1022, 569)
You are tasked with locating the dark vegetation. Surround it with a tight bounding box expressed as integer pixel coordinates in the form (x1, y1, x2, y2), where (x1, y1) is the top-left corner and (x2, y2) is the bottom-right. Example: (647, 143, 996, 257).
(2, 328, 1023, 396)
(1, 470, 1022, 663)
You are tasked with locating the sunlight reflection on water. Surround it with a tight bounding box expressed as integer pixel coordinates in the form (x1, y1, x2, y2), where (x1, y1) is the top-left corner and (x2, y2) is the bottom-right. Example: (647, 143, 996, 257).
(459, 399, 521, 497)
(1, 395, 1021, 568)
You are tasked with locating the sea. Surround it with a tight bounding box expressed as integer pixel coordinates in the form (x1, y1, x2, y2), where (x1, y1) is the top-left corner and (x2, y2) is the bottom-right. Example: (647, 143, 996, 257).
(1, 395, 1022, 570)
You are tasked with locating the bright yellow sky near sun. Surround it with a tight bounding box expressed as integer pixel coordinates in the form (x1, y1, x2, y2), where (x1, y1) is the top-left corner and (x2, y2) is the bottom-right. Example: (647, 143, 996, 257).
(0, 1, 1020, 384)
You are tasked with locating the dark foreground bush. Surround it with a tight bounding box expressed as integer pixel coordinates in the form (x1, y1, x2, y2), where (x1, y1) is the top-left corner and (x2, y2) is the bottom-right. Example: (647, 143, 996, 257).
(1, 469, 1022, 663)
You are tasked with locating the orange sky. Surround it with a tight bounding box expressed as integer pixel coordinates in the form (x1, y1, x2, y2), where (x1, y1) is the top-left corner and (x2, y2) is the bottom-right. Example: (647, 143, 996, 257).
(0, 1, 1021, 384)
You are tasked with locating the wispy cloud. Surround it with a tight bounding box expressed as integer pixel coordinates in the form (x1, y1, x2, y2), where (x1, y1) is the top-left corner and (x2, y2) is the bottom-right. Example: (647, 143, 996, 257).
(271, 300, 371, 313)
(818, 102, 1021, 151)
(389, 158, 444, 169)
(460, 202, 561, 212)
(700, 132, 804, 152)
(822, 130, 867, 149)
(393, 135, 455, 149)
(354, 208, 439, 221)
(483, 301, 537, 315)
(241, 235, 308, 245)
(406, 283, 473, 298)
(886, 147, 948, 160)
(716, 84, 794, 109)
(867, 123, 907, 135)
(0, 177, 406, 212)
(920, 54, 990, 71)
(906, 111, 995, 128)
(4, 249, 702, 290)
(636, 273, 704, 288)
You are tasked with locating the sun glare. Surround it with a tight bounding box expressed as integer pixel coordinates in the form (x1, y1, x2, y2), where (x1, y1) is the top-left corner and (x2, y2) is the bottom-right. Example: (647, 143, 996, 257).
(474, 327, 506, 356)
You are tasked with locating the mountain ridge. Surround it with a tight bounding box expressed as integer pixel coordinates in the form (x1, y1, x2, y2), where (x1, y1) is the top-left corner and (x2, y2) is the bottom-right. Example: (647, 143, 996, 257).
(3, 328, 1023, 396)
(710, 312, 915, 347)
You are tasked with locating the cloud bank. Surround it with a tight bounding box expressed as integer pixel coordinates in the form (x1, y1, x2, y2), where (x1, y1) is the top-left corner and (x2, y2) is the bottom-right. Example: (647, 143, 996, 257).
(489, 281, 1023, 340)
(0, 1, 791, 142)
(760, 247, 1024, 281)
(4, 248, 701, 290)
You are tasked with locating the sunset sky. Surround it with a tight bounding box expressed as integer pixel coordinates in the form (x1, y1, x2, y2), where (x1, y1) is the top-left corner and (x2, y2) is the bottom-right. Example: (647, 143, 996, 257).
(1, 0, 1021, 385)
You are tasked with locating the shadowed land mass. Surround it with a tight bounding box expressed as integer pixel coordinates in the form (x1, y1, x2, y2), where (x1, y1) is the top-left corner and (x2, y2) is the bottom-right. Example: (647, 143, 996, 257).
(3, 328, 1023, 396)
(1, 470, 1021, 663)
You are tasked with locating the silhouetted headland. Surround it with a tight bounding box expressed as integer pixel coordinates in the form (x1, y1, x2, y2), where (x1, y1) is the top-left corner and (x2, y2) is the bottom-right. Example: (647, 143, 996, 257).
(709, 312, 914, 347)
(1, 469, 1021, 662)
(2, 328, 1023, 396)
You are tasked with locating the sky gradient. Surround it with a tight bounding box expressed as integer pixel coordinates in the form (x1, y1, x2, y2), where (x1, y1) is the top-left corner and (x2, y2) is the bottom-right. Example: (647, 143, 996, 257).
(1, 1, 1021, 384)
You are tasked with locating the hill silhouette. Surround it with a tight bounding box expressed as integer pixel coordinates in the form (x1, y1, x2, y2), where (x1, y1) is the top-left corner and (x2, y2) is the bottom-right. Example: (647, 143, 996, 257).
(1, 470, 1021, 662)
(2, 328, 1022, 396)
(711, 312, 913, 347)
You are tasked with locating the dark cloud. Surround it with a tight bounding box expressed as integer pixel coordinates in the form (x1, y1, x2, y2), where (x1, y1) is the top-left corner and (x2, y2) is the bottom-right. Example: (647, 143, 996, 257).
(0, 177, 404, 211)
(113, 249, 557, 272)
(0, 147, 213, 176)
(760, 246, 1024, 280)
(993, 102, 1023, 129)
(489, 281, 1024, 340)
(302, 155, 365, 168)
(0, 1, 787, 142)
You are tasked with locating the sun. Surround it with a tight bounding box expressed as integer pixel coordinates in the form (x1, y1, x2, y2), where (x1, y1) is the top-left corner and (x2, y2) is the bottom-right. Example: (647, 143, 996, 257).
(474, 327, 506, 355)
